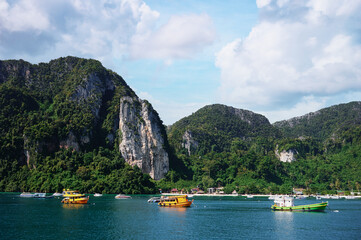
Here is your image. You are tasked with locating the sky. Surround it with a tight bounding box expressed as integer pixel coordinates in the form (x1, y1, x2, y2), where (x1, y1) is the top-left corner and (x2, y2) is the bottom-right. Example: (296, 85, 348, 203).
(1, 0, 361, 125)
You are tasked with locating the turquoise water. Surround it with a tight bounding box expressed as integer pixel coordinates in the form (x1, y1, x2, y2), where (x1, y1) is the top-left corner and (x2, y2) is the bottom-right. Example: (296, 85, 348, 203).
(1, 193, 360, 239)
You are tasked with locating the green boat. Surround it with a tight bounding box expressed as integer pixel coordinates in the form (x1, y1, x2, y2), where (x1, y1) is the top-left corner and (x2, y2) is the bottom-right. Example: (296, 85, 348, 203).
(271, 196, 328, 212)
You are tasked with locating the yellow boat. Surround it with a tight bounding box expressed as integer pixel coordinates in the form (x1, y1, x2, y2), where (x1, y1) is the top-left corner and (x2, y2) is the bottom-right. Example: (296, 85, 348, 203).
(158, 195, 193, 207)
(61, 189, 89, 204)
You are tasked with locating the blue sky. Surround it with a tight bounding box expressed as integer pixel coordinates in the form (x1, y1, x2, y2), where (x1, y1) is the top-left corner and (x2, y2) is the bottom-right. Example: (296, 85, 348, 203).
(1, 0, 361, 125)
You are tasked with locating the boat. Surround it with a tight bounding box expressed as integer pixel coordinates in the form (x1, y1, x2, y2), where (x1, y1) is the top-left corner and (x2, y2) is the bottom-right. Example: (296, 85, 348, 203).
(20, 192, 52, 198)
(271, 195, 328, 212)
(34, 193, 47, 198)
(94, 193, 103, 197)
(147, 197, 161, 203)
(115, 194, 131, 199)
(52, 192, 63, 197)
(61, 189, 89, 204)
(158, 195, 193, 207)
(246, 195, 254, 198)
(295, 195, 306, 199)
(20, 192, 35, 198)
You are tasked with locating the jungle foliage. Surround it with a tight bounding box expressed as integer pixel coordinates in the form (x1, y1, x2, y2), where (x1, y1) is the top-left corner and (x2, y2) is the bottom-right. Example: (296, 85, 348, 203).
(0, 57, 155, 193)
(1, 57, 361, 195)
(163, 104, 361, 195)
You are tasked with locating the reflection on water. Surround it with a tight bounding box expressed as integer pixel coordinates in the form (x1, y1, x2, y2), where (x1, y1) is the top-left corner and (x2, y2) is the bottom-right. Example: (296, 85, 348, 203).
(159, 207, 188, 215)
(62, 203, 86, 210)
(273, 211, 295, 238)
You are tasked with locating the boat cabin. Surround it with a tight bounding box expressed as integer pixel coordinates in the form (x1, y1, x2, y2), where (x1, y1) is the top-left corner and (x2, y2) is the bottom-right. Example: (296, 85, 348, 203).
(274, 196, 294, 207)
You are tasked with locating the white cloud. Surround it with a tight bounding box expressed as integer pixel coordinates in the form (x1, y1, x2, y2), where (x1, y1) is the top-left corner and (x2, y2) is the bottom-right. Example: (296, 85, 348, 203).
(256, 0, 272, 8)
(0, 0, 49, 31)
(215, 0, 361, 113)
(261, 95, 328, 123)
(130, 13, 215, 61)
(138, 91, 208, 125)
(0, 0, 215, 66)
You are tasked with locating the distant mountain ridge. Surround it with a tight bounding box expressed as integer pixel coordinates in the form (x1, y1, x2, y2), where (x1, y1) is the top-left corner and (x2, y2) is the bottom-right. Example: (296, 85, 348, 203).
(168, 104, 281, 155)
(273, 101, 361, 140)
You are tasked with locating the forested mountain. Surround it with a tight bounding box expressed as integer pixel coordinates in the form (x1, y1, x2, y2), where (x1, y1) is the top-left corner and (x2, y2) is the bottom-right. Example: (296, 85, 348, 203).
(1, 57, 360, 195)
(161, 103, 361, 195)
(273, 102, 361, 140)
(168, 104, 282, 155)
(0, 57, 169, 193)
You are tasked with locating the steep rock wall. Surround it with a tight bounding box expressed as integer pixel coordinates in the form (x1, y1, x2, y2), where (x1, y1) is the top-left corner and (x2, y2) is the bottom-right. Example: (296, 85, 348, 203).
(118, 96, 169, 180)
(275, 148, 297, 162)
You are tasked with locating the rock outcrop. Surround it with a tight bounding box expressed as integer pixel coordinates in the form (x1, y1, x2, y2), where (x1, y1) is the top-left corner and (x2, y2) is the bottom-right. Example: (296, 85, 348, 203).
(0, 57, 170, 180)
(182, 130, 198, 156)
(118, 96, 169, 180)
(275, 148, 297, 162)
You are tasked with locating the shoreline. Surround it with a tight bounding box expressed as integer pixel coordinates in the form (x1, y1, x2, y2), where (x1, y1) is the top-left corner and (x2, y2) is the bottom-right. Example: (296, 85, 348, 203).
(161, 193, 361, 199)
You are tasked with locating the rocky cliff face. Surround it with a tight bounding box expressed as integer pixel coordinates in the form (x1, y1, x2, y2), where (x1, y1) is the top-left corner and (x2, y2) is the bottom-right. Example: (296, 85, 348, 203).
(0, 57, 170, 179)
(275, 148, 297, 162)
(182, 130, 198, 156)
(118, 96, 169, 180)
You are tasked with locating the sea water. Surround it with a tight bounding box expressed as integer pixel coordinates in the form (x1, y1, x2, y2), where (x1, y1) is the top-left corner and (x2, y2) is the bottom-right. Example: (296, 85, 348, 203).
(0, 193, 360, 239)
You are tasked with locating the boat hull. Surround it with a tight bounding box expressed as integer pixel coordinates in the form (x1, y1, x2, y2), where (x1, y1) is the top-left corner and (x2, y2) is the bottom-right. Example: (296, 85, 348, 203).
(61, 196, 89, 204)
(158, 200, 193, 207)
(158, 195, 193, 207)
(115, 195, 131, 199)
(271, 202, 328, 212)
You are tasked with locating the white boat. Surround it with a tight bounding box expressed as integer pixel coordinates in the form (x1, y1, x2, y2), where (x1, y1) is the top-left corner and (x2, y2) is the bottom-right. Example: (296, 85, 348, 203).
(295, 195, 306, 199)
(316, 196, 322, 200)
(52, 192, 63, 197)
(94, 193, 103, 197)
(147, 197, 161, 203)
(20, 192, 35, 198)
(33, 193, 46, 198)
(246, 195, 254, 198)
(343, 196, 356, 199)
(330, 195, 340, 199)
(115, 194, 131, 199)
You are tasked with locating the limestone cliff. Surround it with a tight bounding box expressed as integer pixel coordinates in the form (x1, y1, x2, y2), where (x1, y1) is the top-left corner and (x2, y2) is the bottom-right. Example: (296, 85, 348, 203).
(0, 57, 170, 179)
(118, 96, 169, 180)
(275, 148, 297, 162)
(182, 130, 199, 156)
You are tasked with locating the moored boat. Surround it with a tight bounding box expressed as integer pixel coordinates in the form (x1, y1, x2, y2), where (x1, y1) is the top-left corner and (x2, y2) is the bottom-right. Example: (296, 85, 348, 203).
(61, 189, 89, 204)
(343, 196, 356, 199)
(158, 195, 193, 207)
(148, 197, 161, 203)
(34, 193, 47, 198)
(94, 193, 103, 197)
(115, 194, 131, 199)
(271, 195, 327, 212)
(52, 192, 63, 197)
(20, 192, 52, 198)
(20, 192, 35, 198)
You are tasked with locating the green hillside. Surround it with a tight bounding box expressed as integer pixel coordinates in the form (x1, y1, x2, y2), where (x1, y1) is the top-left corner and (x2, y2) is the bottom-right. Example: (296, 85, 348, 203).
(161, 103, 361, 195)
(1, 57, 360, 195)
(273, 102, 361, 140)
(0, 57, 155, 193)
(168, 104, 282, 154)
